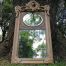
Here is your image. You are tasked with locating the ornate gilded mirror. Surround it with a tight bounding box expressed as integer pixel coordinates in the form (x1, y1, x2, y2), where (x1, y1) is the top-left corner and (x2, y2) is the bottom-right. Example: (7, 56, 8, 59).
(11, 0, 53, 64)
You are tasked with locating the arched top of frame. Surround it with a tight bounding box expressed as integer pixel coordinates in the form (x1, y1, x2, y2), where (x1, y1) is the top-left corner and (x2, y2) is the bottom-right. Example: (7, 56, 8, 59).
(15, 0, 50, 12)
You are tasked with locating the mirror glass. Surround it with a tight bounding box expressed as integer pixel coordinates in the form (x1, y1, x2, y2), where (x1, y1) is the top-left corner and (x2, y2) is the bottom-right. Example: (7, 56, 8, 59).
(18, 30, 47, 58)
(23, 13, 43, 26)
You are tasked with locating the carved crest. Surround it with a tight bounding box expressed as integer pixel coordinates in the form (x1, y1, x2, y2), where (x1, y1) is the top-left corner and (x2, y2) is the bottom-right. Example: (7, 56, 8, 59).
(15, 0, 50, 17)
(15, 0, 49, 12)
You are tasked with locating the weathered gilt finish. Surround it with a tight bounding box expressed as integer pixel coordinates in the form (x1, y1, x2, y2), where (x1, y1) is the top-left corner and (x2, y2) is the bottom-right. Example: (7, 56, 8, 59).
(11, 0, 53, 64)
(15, 1, 49, 17)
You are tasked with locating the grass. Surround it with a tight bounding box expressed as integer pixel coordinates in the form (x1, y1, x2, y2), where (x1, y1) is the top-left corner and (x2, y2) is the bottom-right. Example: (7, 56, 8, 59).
(0, 59, 66, 66)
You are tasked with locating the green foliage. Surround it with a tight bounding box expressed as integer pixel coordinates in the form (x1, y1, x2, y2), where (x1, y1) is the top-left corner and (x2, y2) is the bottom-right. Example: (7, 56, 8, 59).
(55, 0, 66, 61)
(18, 31, 34, 58)
(36, 43, 47, 57)
(3, 0, 13, 13)
(1, 0, 66, 62)
(24, 13, 42, 26)
(2, 0, 13, 41)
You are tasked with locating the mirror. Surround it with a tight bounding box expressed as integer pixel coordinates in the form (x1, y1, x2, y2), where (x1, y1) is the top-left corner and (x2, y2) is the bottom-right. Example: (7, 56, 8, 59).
(23, 13, 43, 26)
(11, 5, 53, 64)
(18, 30, 47, 58)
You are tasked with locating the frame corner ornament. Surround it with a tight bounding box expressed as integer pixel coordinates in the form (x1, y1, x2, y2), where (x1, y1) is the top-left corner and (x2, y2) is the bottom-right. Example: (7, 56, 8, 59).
(15, 6, 21, 17)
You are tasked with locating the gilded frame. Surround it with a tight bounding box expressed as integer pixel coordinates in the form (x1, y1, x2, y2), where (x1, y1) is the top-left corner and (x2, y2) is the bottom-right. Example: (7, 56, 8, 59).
(11, 4, 53, 64)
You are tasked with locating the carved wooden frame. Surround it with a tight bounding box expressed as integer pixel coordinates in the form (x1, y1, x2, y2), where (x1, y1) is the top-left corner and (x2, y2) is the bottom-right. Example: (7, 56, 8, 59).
(11, 1, 53, 64)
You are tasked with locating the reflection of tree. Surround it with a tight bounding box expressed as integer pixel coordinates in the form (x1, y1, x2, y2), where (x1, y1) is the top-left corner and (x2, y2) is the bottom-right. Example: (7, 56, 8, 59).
(29, 30, 46, 58)
(29, 30, 45, 41)
(36, 43, 47, 58)
(18, 31, 34, 58)
(24, 13, 42, 26)
(18, 30, 46, 58)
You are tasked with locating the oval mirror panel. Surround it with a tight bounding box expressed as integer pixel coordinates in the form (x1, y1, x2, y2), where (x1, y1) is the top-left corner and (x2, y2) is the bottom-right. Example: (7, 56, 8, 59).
(23, 13, 43, 26)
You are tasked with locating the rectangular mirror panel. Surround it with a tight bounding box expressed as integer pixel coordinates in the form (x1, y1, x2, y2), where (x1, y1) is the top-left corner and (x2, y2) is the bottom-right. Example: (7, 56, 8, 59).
(18, 30, 47, 59)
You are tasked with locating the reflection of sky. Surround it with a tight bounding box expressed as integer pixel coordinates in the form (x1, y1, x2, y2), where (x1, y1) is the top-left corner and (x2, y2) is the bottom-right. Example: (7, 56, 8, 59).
(29, 30, 46, 58)
(33, 34, 46, 58)
(23, 14, 31, 22)
(23, 13, 43, 26)
(19, 30, 47, 58)
(32, 34, 46, 49)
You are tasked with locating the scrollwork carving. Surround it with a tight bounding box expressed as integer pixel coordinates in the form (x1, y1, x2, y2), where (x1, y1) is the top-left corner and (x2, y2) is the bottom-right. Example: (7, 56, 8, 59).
(15, 6, 21, 17)
(15, 0, 50, 16)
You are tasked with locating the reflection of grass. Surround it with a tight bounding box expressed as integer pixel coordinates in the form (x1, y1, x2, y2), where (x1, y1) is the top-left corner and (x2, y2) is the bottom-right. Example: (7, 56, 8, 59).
(0, 59, 66, 66)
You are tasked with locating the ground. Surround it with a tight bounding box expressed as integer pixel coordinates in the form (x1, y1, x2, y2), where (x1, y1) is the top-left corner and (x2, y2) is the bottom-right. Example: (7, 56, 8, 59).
(0, 58, 66, 66)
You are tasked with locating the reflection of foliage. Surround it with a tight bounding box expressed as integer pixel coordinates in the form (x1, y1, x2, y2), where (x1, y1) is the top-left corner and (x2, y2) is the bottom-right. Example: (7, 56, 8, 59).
(23, 13, 42, 26)
(29, 30, 45, 41)
(36, 43, 47, 57)
(18, 31, 34, 58)
(18, 30, 46, 58)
